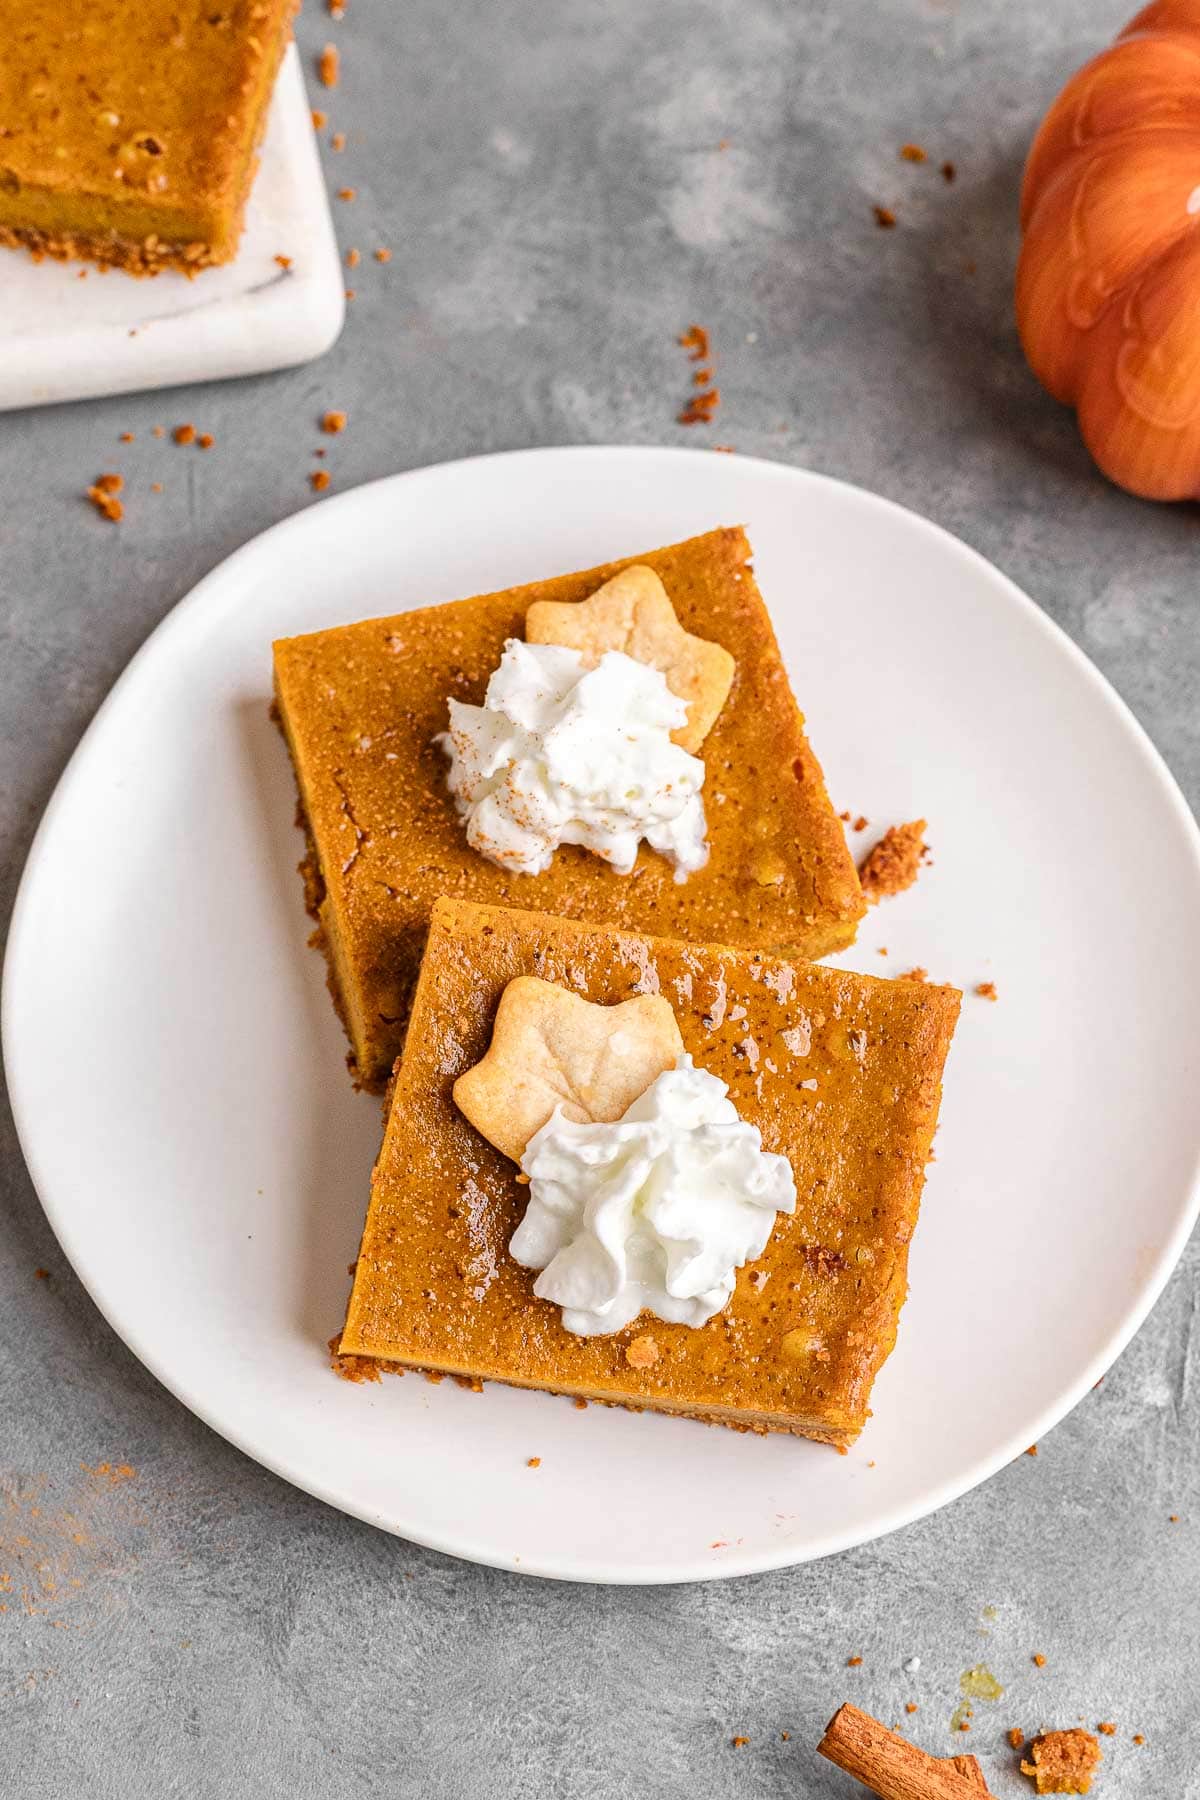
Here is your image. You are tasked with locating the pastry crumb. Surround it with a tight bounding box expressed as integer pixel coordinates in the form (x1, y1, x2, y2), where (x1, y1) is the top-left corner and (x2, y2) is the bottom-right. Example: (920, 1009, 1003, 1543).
(858, 819, 928, 902)
(1096, 1724, 1116, 1736)
(151, 483, 163, 494)
(337, 186, 356, 201)
(573, 1397, 588, 1409)
(526, 1456, 541, 1468)
(152, 425, 165, 438)
(730, 1737, 749, 1749)
(1010, 1728, 1026, 1749)
(94, 471, 123, 494)
(311, 469, 332, 492)
(318, 43, 340, 87)
(626, 1334, 660, 1369)
(1132, 1734, 1145, 1746)
(847, 1655, 863, 1667)
(679, 387, 720, 426)
(34, 1267, 50, 1280)
(374, 246, 392, 262)
(1027, 1445, 1038, 1458)
(86, 479, 123, 522)
(678, 323, 710, 362)
(119, 431, 134, 443)
(1033, 1652, 1046, 1666)
(197, 433, 214, 450)
(345, 246, 359, 267)
(311, 109, 328, 130)
(328, 1334, 383, 1383)
(331, 131, 347, 152)
(275, 253, 293, 269)
(905, 1702, 918, 1714)
(899, 967, 929, 982)
(1021, 1729, 1102, 1795)
(173, 423, 196, 445)
(873, 204, 897, 228)
(321, 410, 348, 434)
(852, 815, 869, 831)
(975, 981, 998, 1001)
(899, 143, 926, 162)
(942, 160, 957, 183)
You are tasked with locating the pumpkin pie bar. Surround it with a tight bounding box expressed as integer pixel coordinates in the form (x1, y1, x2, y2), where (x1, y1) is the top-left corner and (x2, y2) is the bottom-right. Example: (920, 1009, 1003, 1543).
(273, 527, 866, 1089)
(338, 898, 960, 1446)
(0, 0, 297, 275)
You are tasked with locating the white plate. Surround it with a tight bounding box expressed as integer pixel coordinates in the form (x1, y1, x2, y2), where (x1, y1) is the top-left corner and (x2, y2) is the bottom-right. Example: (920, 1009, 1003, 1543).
(0, 46, 344, 411)
(5, 447, 1200, 1583)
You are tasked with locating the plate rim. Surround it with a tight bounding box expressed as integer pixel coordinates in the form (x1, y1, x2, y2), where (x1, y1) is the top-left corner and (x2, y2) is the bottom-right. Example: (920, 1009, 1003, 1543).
(5, 443, 1200, 1583)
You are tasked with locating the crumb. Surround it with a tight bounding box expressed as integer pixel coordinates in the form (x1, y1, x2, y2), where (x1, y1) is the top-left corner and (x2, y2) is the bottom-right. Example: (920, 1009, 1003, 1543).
(86, 483, 124, 522)
(853, 814, 868, 831)
(626, 1334, 659, 1369)
(957, 1721, 971, 1733)
(718, 137, 730, 150)
(838, 810, 851, 821)
(712, 444, 735, 453)
(197, 433, 214, 450)
(328, 1334, 383, 1383)
(321, 410, 348, 434)
(1021, 1729, 1102, 1795)
(847, 1656, 863, 1667)
(693, 366, 713, 385)
(1033, 1653, 1046, 1667)
(573, 1398, 588, 1409)
(873, 204, 897, 228)
(374, 246, 392, 262)
(942, 160, 956, 183)
(1097, 1724, 1116, 1736)
(730, 1737, 749, 1749)
(345, 288, 356, 301)
(310, 469, 332, 492)
(34, 1268, 50, 1280)
(900, 143, 926, 162)
(526, 1456, 541, 1468)
(679, 388, 720, 425)
(337, 186, 356, 201)
(94, 472, 123, 494)
(173, 423, 196, 445)
(877, 946, 888, 957)
(314, 447, 327, 458)
(328, 0, 345, 15)
(900, 967, 929, 982)
(119, 431, 134, 443)
(274, 253, 293, 270)
(1010, 1728, 1026, 1750)
(905, 1703, 918, 1714)
(1170, 1513, 1180, 1522)
(345, 246, 360, 267)
(678, 323, 710, 362)
(781, 1732, 790, 1742)
(332, 132, 347, 152)
(858, 819, 928, 902)
(311, 109, 328, 130)
(1026, 1444, 1038, 1457)
(975, 981, 998, 1002)
(77, 268, 88, 279)
(151, 483, 163, 494)
(1132, 1735, 1144, 1746)
(318, 43, 339, 87)
(152, 425, 165, 438)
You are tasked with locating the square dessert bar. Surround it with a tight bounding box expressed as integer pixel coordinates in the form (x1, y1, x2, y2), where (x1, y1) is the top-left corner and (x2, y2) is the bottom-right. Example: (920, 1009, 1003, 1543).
(339, 899, 960, 1446)
(0, 0, 297, 275)
(273, 526, 866, 1089)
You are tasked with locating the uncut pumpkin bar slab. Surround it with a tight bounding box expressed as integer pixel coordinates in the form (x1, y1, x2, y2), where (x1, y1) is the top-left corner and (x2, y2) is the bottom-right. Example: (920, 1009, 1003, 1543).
(339, 899, 960, 1446)
(0, 0, 297, 275)
(273, 526, 865, 1090)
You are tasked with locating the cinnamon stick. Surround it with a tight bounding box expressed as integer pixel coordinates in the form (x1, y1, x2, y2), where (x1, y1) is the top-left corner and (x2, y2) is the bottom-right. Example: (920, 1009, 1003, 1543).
(818, 1705, 993, 1800)
(950, 1758, 989, 1790)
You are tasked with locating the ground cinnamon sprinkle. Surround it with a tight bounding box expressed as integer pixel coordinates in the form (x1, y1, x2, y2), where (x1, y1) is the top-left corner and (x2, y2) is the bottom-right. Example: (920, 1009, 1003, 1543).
(1010, 1728, 1025, 1750)
(899, 143, 926, 162)
(311, 469, 332, 492)
(679, 388, 720, 426)
(858, 819, 928, 902)
(173, 423, 196, 445)
(318, 43, 339, 88)
(275, 253, 293, 269)
(321, 410, 348, 434)
(678, 323, 710, 362)
(975, 981, 998, 1002)
(873, 204, 897, 228)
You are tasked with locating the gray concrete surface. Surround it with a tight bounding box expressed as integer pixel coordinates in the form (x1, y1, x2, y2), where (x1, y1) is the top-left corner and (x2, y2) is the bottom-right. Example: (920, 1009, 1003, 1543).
(2, 0, 1198, 1793)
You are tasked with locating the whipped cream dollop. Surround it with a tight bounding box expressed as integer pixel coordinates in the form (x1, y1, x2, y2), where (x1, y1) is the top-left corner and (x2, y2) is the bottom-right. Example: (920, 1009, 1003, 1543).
(510, 1056, 796, 1336)
(438, 638, 708, 880)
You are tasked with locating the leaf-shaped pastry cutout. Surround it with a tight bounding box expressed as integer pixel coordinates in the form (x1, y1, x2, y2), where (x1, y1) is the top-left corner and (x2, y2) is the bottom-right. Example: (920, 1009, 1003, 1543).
(525, 564, 735, 754)
(452, 976, 684, 1164)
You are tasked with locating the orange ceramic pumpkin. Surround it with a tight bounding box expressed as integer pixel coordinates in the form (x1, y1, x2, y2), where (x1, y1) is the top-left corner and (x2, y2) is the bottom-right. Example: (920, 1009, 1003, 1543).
(1017, 0, 1200, 499)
